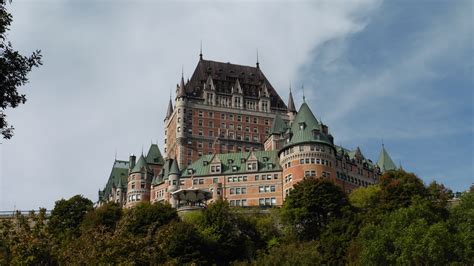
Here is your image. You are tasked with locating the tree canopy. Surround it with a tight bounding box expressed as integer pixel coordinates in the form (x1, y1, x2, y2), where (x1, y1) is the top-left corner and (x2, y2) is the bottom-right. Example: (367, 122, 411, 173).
(0, 0, 42, 139)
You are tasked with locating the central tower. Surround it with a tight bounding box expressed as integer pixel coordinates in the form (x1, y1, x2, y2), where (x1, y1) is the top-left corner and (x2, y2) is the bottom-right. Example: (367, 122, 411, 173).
(164, 55, 290, 168)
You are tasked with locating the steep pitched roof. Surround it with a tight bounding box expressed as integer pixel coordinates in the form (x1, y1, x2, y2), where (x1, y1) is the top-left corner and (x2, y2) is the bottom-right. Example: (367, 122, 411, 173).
(183, 59, 288, 111)
(101, 160, 129, 200)
(182, 150, 281, 177)
(131, 155, 149, 173)
(377, 145, 397, 172)
(270, 114, 287, 135)
(168, 159, 181, 176)
(283, 102, 333, 149)
(287, 89, 296, 112)
(165, 98, 173, 119)
(146, 144, 164, 165)
(177, 76, 186, 98)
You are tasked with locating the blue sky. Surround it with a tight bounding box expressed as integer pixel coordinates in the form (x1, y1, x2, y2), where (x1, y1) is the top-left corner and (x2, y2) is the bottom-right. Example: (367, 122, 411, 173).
(0, 0, 472, 210)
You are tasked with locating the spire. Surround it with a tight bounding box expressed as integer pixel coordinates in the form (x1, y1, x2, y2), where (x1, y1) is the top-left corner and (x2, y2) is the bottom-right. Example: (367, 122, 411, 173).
(377, 144, 397, 172)
(256, 49, 260, 69)
(270, 114, 287, 135)
(177, 69, 186, 98)
(199, 41, 203, 60)
(302, 84, 306, 102)
(287, 85, 296, 113)
(165, 97, 174, 120)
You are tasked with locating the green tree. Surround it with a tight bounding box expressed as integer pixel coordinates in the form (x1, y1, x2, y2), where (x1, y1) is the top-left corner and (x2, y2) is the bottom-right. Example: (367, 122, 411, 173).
(1, 0, 42, 139)
(193, 200, 261, 264)
(378, 170, 427, 211)
(355, 199, 460, 265)
(154, 221, 208, 264)
(253, 241, 321, 266)
(280, 178, 350, 240)
(48, 195, 93, 239)
(349, 184, 381, 209)
(80, 201, 122, 232)
(449, 191, 474, 264)
(117, 202, 177, 236)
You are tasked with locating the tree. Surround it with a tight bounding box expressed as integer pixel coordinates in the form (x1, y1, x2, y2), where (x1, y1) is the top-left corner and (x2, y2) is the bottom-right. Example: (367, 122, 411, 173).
(154, 221, 208, 264)
(80, 202, 122, 232)
(280, 178, 350, 240)
(1, 0, 42, 139)
(48, 195, 93, 239)
(378, 170, 428, 211)
(117, 202, 177, 236)
(355, 199, 460, 265)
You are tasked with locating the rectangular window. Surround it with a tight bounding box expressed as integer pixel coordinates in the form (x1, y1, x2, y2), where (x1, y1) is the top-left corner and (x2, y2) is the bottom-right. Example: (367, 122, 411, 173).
(213, 178, 218, 183)
(236, 188, 241, 194)
(259, 186, 264, 193)
(255, 175, 259, 181)
(241, 188, 247, 194)
(199, 179, 204, 184)
(230, 188, 234, 194)
(300, 159, 305, 164)
(271, 198, 276, 205)
(270, 185, 275, 192)
(259, 198, 265, 206)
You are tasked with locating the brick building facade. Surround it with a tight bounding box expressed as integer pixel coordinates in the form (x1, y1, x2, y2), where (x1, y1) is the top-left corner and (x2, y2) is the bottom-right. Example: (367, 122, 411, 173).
(98, 55, 398, 209)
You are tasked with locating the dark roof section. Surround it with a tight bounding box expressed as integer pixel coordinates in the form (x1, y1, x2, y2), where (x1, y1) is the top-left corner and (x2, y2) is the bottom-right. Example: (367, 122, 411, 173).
(287, 89, 296, 112)
(183, 59, 288, 111)
(165, 98, 173, 120)
(177, 75, 186, 98)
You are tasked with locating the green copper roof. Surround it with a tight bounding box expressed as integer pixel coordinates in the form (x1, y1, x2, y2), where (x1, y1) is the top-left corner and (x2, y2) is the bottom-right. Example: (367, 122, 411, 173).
(377, 145, 397, 172)
(152, 158, 176, 185)
(182, 150, 281, 177)
(270, 114, 287, 135)
(282, 102, 333, 149)
(168, 159, 181, 176)
(146, 144, 164, 165)
(102, 160, 129, 200)
(131, 155, 149, 173)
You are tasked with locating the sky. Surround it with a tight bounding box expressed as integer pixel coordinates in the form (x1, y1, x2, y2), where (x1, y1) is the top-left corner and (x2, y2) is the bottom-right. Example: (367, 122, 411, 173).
(0, 0, 472, 210)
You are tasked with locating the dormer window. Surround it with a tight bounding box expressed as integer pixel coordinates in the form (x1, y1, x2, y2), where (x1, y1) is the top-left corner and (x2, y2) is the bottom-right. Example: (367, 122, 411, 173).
(228, 159, 234, 164)
(203, 161, 209, 166)
(267, 163, 274, 169)
(247, 162, 258, 171)
(299, 122, 306, 130)
(241, 158, 246, 163)
(187, 169, 194, 175)
(210, 164, 221, 174)
(262, 157, 269, 162)
(232, 165, 238, 172)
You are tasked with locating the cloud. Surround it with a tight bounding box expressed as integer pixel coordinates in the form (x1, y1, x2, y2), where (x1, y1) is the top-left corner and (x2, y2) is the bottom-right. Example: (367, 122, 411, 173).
(1, 0, 381, 210)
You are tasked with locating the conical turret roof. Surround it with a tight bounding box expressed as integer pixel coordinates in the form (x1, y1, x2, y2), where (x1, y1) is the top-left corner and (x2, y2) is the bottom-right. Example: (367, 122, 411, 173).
(168, 158, 181, 176)
(282, 102, 333, 149)
(177, 76, 186, 98)
(377, 145, 397, 172)
(288, 89, 296, 113)
(165, 98, 173, 119)
(131, 154, 149, 173)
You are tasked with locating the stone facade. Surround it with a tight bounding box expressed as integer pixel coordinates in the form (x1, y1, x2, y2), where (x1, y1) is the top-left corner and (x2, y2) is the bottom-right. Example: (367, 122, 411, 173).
(98, 55, 398, 209)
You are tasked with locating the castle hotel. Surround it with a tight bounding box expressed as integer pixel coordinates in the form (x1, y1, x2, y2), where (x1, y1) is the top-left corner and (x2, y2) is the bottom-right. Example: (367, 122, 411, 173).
(98, 53, 397, 210)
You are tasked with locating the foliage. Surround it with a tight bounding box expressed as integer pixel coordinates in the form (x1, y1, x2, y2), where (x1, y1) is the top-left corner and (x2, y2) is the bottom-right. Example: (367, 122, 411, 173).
(280, 178, 350, 240)
(0, 170, 471, 265)
(117, 201, 177, 236)
(48, 195, 93, 239)
(253, 241, 321, 266)
(0, 0, 42, 139)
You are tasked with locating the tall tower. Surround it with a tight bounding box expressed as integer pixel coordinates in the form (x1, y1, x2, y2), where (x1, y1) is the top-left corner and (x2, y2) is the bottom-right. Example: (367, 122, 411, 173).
(164, 57, 290, 169)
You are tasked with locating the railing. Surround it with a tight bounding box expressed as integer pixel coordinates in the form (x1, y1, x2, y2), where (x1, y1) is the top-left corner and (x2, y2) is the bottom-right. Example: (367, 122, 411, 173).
(0, 210, 52, 219)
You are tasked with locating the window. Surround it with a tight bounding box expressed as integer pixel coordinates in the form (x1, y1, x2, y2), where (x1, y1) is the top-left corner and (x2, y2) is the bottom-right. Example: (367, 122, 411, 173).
(300, 159, 304, 164)
(259, 186, 264, 193)
(177, 127, 181, 132)
(198, 111, 203, 117)
(255, 175, 259, 181)
(213, 178, 218, 183)
(264, 119, 269, 125)
(237, 115, 242, 122)
(259, 198, 265, 206)
(247, 162, 257, 171)
(270, 185, 276, 192)
(198, 119, 203, 126)
(246, 116, 250, 123)
(242, 187, 247, 194)
(208, 121, 214, 127)
(253, 117, 258, 123)
(236, 188, 241, 194)
(271, 198, 276, 205)
(230, 188, 234, 194)
(131, 182, 135, 189)
(299, 145, 304, 152)
(141, 182, 145, 189)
